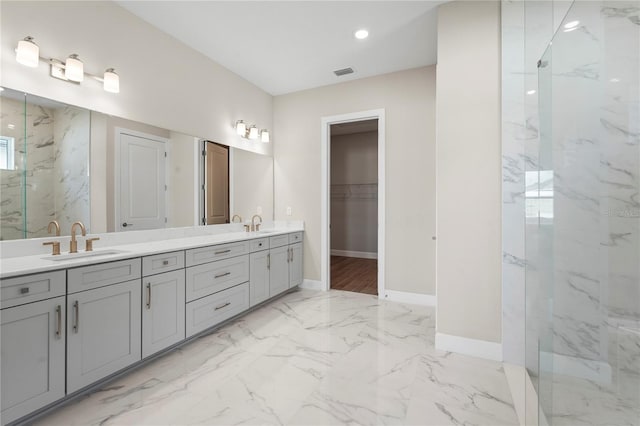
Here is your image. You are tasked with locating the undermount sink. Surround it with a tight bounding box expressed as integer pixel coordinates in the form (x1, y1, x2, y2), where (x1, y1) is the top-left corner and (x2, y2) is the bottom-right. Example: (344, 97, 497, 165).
(42, 249, 128, 261)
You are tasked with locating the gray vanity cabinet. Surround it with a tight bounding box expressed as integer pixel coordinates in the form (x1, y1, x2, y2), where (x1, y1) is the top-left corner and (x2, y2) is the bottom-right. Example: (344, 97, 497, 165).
(269, 245, 290, 297)
(289, 242, 303, 288)
(142, 269, 185, 358)
(249, 250, 270, 307)
(66, 279, 142, 393)
(1, 297, 66, 425)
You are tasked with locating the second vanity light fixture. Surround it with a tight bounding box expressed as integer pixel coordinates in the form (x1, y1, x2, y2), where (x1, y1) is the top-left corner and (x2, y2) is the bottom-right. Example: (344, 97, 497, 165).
(15, 36, 120, 93)
(235, 120, 270, 143)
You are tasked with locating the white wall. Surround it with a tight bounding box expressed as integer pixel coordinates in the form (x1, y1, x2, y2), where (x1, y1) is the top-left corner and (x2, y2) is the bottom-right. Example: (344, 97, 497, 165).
(274, 66, 436, 295)
(0, 1, 272, 156)
(436, 1, 502, 344)
(330, 131, 378, 255)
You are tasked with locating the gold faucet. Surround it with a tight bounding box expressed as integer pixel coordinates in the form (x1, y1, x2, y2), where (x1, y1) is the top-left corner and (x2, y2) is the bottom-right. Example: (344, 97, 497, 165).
(42, 241, 61, 255)
(251, 214, 262, 232)
(231, 214, 242, 223)
(69, 221, 86, 253)
(48, 220, 60, 236)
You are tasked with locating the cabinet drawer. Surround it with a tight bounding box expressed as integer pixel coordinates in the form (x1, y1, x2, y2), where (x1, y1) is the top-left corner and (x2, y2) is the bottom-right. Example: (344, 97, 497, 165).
(250, 238, 269, 252)
(142, 251, 185, 277)
(185, 241, 250, 267)
(269, 234, 289, 248)
(186, 255, 249, 302)
(186, 283, 249, 338)
(68, 258, 141, 294)
(288, 232, 303, 244)
(1, 270, 65, 309)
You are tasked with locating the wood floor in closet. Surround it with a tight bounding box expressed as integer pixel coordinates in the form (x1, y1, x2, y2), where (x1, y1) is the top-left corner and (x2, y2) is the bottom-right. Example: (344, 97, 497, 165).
(330, 256, 377, 295)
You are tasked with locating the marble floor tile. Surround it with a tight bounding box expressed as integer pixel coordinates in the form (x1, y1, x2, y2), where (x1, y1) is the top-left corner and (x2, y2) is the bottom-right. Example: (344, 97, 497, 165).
(33, 289, 519, 426)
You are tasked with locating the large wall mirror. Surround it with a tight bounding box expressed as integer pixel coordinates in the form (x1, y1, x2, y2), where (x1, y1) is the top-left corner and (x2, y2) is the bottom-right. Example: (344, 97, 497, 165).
(0, 87, 274, 241)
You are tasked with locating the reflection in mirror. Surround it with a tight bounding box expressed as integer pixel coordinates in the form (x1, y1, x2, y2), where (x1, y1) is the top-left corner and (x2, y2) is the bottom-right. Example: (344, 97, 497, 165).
(0, 88, 90, 240)
(0, 88, 274, 241)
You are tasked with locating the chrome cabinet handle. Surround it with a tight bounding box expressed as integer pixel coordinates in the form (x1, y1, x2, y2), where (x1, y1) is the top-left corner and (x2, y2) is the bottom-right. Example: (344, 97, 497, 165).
(20, 287, 30, 294)
(215, 302, 230, 311)
(215, 249, 231, 255)
(122, 222, 133, 227)
(146, 283, 151, 309)
(214, 272, 231, 279)
(291, 247, 294, 262)
(55, 305, 62, 338)
(267, 253, 270, 269)
(73, 301, 79, 333)
(162, 260, 169, 266)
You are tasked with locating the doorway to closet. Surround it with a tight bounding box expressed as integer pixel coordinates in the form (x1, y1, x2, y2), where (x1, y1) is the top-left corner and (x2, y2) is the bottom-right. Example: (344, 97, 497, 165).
(329, 119, 379, 295)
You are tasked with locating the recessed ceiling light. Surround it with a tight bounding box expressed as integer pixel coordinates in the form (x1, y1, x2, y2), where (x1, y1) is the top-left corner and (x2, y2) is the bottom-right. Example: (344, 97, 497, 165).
(564, 20, 580, 29)
(610, 78, 620, 83)
(527, 89, 536, 95)
(354, 29, 369, 40)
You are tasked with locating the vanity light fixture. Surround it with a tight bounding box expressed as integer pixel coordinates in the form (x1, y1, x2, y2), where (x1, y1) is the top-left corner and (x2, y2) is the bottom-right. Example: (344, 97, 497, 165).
(234, 120, 270, 143)
(16, 36, 40, 68)
(65, 54, 84, 82)
(14, 36, 120, 93)
(355, 29, 369, 40)
(527, 89, 536, 95)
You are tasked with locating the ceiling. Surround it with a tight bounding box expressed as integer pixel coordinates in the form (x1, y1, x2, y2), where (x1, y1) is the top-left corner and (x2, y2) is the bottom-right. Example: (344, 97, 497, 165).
(117, 1, 445, 96)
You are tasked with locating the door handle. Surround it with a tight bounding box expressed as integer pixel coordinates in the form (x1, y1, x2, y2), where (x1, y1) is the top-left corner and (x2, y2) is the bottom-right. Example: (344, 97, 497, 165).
(291, 247, 294, 262)
(214, 302, 230, 311)
(55, 305, 62, 338)
(73, 301, 79, 333)
(122, 222, 133, 227)
(214, 272, 231, 279)
(215, 249, 231, 255)
(146, 283, 151, 309)
(267, 253, 270, 269)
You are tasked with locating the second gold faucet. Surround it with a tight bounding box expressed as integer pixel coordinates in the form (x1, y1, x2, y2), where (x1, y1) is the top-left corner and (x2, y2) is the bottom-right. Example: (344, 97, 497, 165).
(69, 221, 86, 253)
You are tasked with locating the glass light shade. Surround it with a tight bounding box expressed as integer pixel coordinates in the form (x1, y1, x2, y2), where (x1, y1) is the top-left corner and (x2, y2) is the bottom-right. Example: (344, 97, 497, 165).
(260, 129, 270, 143)
(248, 126, 259, 140)
(16, 37, 39, 68)
(65, 55, 84, 82)
(235, 120, 246, 136)
(103, 68, 119, 93)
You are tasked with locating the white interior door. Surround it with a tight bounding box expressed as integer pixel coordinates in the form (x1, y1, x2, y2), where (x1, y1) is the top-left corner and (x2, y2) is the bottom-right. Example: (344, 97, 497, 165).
(119, 131, 166, 231)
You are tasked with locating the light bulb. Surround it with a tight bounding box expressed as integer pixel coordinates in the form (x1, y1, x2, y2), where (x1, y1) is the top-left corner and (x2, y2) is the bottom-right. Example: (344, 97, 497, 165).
(65, 54, 84, 82)
(236, 120, 246, 136)
(103, 68, 119, 93)
(248, 126, 258, 140)
(16, 37, 39, 68)
(260, 129, 270, 143)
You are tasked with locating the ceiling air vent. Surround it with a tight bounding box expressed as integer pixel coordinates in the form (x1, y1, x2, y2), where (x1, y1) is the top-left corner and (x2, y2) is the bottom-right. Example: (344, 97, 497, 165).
(334, 67, 354, 77)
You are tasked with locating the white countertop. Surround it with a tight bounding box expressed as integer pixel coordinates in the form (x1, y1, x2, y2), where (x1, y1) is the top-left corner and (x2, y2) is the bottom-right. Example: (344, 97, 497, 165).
(0, 227, 303, 279)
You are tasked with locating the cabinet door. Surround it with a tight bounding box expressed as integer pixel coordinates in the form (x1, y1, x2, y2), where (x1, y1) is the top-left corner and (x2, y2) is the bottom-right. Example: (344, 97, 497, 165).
(269, 246, 289, 297)
(1, 297, 65, 425)
(67, 280, 141, 393)
(142, 270, 185, 358)
(249, 250, 270, 307)
(289, 243, 303, 288)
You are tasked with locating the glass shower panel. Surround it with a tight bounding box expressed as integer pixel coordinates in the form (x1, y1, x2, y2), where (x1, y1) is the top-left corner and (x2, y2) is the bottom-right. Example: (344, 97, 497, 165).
(534, 1, 640, 424)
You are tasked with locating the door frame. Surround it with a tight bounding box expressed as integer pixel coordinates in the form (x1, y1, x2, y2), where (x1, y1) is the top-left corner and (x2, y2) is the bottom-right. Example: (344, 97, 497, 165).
(113, 127, 169, 231)
(199, 140, 233, 225)
(321, 109, 385, 298)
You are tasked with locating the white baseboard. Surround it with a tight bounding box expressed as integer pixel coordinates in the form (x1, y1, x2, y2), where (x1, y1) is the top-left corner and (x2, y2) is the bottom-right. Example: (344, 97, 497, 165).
(331, 249, 378, 259)
(383, 290, 436, 306)
(540, 351, 611, 384)
(299, 279, 325, 291)
(435, 332, 503, 362)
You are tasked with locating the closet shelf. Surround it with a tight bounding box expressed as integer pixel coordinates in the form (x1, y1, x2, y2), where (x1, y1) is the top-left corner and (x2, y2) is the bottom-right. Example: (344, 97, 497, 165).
(331, 183, 378, 200)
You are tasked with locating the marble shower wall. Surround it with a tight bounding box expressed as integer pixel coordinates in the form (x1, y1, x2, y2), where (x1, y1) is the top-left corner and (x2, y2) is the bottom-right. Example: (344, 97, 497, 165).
(53, 106, 91, 233)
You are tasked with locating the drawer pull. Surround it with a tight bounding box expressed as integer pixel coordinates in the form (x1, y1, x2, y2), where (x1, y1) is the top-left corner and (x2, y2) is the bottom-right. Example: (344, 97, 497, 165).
(214, 272, 231, 279)
(162, 260, 170, 266)
(73, 301, 79, 333)
(146, 283, 152, 309)
(215, 302, 231, 311)
(20, 287, 30, 294)
(215, 249, 231, 255)
(267, 253, 271, 269)
(55, 305, 62, 338)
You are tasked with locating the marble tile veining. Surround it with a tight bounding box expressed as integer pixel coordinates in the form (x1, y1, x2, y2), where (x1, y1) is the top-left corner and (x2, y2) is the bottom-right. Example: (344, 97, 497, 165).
(34, 290, 518, 426)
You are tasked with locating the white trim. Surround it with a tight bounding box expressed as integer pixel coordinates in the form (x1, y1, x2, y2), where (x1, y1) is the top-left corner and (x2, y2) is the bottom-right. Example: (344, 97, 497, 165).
(330, 249, 377, 259)
(321, 109, 386, 298)
(299, 279, 324, 291)
(113, 127, 169, 232)
(435, 332, 503, 362)
(229, 147, 235, 219)
(384, 290, 436, 306)
(192, 137, 200, 226)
